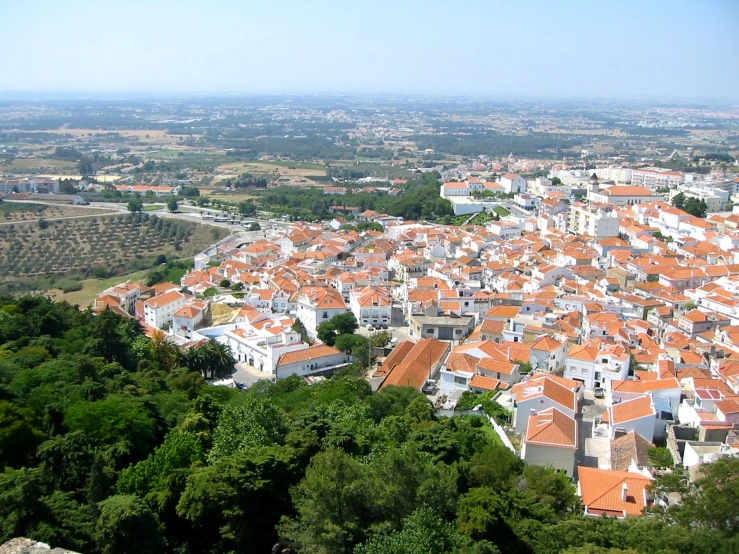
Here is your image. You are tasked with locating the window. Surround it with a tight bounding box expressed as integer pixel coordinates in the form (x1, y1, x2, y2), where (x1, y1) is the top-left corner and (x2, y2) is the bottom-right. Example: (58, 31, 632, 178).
(454, 376, 467, 385)
(322, 311, 328, 318)
(581, 368, 587, 375)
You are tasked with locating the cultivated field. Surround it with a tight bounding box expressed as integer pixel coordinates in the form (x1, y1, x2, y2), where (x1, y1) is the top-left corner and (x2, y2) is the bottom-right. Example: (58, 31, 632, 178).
(3, 158, 78, 171)
(40, 127, 198, 145)
(0, 214, 227, 279)
(214, 161, 327, 186)
(0, 202, 114, 222)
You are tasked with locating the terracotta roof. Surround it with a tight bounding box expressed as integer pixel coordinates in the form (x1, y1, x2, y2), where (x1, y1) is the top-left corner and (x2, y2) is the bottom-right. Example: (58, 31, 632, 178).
(144, 290, 185, 308)
(611, 378, 680, 394)
(525, 407, 577, 449)
(604, 396, 655, 425)
(532, 335, 564, 352)
(610, 431, 655, 471)
(578, 467, 653, 517)
(469, 375, 501, 391)
(380, 339, 449, 390)
(278, 345, 342, 365)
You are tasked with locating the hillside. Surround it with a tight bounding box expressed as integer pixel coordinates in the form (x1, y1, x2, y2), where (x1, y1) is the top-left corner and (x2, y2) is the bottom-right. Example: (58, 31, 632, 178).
(0, 298, 736, 554)
(0, 213, 227, 280)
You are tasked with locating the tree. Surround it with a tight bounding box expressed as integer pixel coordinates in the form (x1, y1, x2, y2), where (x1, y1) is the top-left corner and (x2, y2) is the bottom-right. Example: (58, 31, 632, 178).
(127, 198, 143, 214)
(675, 457, 739, 535)
(207, 400, 287, 464)
(94, 495, 165, 554)
(178, 446, 297, 554)
(355, 508, 468, 554)
(238, 200, 257, 217)
(77, 157, 94, 177)
(672, 192, 686, 210)
(117, 429, 204, 497)
(317, 313, 359, 346)
(167, 198, 178, 212)
(182, 339, 236, 379)
(280, 448, 372, 554)
(647, 447, 674, 469)
(0, 401, 44, 470)
(219, 279, 231, 288)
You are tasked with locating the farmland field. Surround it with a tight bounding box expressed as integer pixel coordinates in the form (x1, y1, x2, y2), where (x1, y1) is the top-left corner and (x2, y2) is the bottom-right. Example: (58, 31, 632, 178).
(3, 158, 78, 171)
(38, 128, 198, 144)
(0, 214, 228, 280)
(0, 202, 115, 222)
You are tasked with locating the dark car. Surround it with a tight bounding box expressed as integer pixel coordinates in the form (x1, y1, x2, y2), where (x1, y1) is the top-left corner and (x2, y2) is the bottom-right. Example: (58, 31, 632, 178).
(594, 387, 605, 399)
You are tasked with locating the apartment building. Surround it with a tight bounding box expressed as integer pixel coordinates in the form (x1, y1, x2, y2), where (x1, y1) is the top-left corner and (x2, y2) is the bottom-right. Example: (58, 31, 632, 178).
(569, 203, 620, 237)
(631, 168, 684, 189)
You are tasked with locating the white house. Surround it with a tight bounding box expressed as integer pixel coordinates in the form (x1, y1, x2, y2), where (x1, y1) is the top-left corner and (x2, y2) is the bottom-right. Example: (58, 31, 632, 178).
(604, 395, 657, 442)
(295, 287, 349, 337)
(500, 174, 527, 194)
(511, 376, 578, 434)
(144, 290, 188, 330)
(172, 301, 209, 339)
(564, 342, 631, 390)
(349, 286, 392, 328)
(521, 407, 578, 477)
(275, 344, 351, 379)
(530, 335, 568, 373)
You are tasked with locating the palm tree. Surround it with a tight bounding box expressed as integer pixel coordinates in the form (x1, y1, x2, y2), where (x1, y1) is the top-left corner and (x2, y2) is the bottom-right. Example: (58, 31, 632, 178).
(204, 339, 236, 379)
(182, 339, 236, 379)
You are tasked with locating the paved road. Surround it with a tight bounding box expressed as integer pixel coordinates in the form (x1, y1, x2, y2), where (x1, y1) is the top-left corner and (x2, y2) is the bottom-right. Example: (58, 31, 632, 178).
(232, 362, 274, 388)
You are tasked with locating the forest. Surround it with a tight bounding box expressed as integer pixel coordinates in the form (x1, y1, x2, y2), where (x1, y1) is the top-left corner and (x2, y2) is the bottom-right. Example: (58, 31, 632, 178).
(255, 172, 454, 222)
(0, 297, 737, 554)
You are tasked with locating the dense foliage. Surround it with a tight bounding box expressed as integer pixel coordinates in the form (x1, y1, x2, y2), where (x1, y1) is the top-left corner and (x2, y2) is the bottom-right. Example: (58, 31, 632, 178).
(0, 297, 737, 554)
(256, 172, 453, 222)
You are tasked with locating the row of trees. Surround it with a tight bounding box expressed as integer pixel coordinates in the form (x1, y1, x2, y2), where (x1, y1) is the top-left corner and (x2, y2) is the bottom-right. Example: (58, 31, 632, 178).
(0, 296, 737, 554)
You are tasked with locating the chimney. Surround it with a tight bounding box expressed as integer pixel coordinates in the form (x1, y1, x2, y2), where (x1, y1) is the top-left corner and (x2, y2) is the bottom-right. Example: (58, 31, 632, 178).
(621, 482, 628, 502)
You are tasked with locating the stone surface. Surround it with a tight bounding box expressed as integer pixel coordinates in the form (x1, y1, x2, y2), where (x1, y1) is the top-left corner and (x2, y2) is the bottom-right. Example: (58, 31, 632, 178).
(0, 538, 79, 554)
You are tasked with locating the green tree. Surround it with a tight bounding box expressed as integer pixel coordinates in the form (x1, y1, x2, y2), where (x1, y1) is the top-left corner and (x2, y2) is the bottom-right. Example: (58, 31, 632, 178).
(127, 198, 143, 214)
(355, 508, 468, 554)
(675, 457, 739, 535)
(0, 401, 44, 470)
(167, 197, 179, 212)
(94, 495, 165, 554)
(238, 200, 257, 216)
(280, 448, 372, 554)
(647, 447, 674, 469)
(177, 446, 297, 554)
(317, 313, 359, 346)
(117, 429, 204, 497)
(207, 399, 287, 464)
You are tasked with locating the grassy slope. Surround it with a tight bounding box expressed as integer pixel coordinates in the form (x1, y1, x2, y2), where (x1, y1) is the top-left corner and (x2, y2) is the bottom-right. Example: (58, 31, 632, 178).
(52, 270, 148, 307)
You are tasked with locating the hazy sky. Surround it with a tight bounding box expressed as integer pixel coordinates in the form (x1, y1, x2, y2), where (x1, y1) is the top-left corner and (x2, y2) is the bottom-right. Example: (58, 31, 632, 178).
(2, 0, 738, 99)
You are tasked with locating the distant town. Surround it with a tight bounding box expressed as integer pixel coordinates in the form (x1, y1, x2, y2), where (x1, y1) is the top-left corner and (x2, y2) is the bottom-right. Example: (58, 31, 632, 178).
(1, 94, 738, 550)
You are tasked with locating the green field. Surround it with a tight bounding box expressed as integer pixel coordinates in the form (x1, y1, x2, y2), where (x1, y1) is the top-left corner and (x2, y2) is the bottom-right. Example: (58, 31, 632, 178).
(54, 270, 148, 307)
(494, 206, 511, 216)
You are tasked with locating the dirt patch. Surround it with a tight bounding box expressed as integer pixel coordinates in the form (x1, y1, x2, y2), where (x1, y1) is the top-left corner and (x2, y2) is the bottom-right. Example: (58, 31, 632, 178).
(211, 303, 239, 325)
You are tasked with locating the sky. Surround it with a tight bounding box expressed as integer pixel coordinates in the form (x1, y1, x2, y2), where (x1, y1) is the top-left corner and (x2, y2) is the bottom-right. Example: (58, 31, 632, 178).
(1, 0, 738, 100)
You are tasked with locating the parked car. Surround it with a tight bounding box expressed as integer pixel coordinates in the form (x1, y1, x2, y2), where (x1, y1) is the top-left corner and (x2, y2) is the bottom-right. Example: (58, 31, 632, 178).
(366, 324, 374, 330)
(594, 387, 605, 399)
(421, 380, 437, 395)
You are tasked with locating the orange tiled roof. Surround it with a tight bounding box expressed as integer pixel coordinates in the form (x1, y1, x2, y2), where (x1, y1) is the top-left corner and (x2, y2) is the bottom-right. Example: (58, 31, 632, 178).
(578, 467, 653, 517)
(525, 407, 577, 449)
(277, 344, 342, 366)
